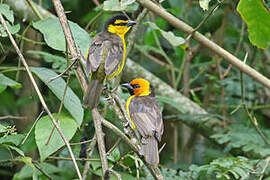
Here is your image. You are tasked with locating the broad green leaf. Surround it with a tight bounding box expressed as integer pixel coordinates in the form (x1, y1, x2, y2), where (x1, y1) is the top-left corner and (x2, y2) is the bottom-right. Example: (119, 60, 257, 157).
(0, 146, 12, 160)
(14, 162, 61, 179)
(156, 95, 185, 113)
(27, 50, 67, 71)
(107, 148, 120, 162)
(31, 67, 83, 126)
(104, 0, 122, 11)
(237, 0, 270, 49)
(0, 22, 20, 37)
(122, 154, 143, 168)
(199, 0, 211, 11)
(0, 85, 7, 93)
(0, 134, 24, 146)
(145, 22, 185, 46)
(0, 74, 22, 88)
(0, 4, 14, 23)
(103, 0, 138, 11)
(33, 17, 91, 55)
(35, 113, 77, 161)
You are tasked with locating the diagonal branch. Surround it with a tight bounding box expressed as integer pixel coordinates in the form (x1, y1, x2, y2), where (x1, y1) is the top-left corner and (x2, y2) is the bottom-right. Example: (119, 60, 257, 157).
(91, 109, 109, 175)
(135, 0, 270, 90)
(51, 0, 88, 92)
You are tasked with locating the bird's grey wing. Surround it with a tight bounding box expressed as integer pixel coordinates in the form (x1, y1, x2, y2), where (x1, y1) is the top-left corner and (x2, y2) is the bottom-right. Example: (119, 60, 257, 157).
(104, 36, 124, 76)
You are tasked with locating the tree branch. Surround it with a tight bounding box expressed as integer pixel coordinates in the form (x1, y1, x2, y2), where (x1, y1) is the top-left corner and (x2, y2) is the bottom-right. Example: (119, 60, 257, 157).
(51, 0, 88, 92)
(91, 108, 109, 176)
(135, 0, 270, 90)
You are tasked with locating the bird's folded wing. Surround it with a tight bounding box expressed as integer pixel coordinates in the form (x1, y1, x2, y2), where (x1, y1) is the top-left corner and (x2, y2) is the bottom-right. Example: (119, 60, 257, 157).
(129, 97, 163, 141)
(86, 34, 103, 74)
(104, 42, 124, 76)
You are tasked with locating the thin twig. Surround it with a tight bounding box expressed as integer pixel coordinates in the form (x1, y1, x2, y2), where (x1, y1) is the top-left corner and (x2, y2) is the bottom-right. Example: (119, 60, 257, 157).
(135, 45, 180, 72)
(126, 8, 149, 57)
(47, 156, 100, 162)
(186, 1, 221, 41)
(91, 108, 109, 176)
(46, 40, 72, 144)
(106, 168, 122, 180)
(21, 110, 44, 144)
(240, 53, 270, 146)
(0, 115, 27, 120)
(259, 156, 270, 180)
(45, 65, 71, 145)
(25, 0, 43, 20)
(82, 135, 97, 180)
(47, 58, 78, 83)
(33, 161, 53, 180)
(223, 20, 245, 78)
(0, 13, 82, 180)
(84, 10, 103, 30)
(15, 34, 46, 45)
(107, 138, 121, 154)
(70, 139, 93, 146)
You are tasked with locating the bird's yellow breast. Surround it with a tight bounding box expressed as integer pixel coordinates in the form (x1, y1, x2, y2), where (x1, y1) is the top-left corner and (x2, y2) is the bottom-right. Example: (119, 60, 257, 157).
(126, 95, 136, 129)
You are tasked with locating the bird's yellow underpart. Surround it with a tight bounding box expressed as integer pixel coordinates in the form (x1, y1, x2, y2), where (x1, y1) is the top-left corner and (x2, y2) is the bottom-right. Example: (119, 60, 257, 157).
(108, 25, 132, 37)
(126, 95, 136, 129)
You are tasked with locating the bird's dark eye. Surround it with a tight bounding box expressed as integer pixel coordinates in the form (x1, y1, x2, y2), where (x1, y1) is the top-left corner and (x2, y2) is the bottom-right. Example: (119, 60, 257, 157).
(132, 84, 140, 88)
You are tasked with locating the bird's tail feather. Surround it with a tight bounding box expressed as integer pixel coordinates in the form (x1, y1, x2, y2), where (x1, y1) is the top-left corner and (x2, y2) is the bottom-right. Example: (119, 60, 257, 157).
(141, 136, 159, 165)
(83, 80, 103, 109)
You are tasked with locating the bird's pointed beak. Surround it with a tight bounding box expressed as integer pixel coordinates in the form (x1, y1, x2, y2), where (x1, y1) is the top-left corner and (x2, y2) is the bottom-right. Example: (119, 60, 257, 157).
(126, 20, 136, 27)
(121, 83, 133, 90)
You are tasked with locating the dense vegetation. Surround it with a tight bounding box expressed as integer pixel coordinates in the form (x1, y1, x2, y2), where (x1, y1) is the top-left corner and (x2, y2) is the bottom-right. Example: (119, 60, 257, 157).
(1, 0, 270, 179)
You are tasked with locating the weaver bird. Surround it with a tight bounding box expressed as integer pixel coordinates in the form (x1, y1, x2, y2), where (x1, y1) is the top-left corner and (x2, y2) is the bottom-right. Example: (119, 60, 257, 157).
(83, 14, 136, 109)
(122, 78, 164, 165)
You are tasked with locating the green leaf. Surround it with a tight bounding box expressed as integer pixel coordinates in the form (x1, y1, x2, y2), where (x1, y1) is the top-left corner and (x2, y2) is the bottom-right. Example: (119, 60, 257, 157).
(0, 124, 5, 133)
(0, 74, 22, 89)
(14, 162, 61, 179)
(31, 67, 83, 126)
(145, 21, 185, 46)
(237, 0, 270, 49)
(27, 50, 67, 71)
(103, 0, 138, 11)
(199, 0, 211, 11)
(0, 134, 24, 146)
(103, 0, 122, 11)
(6, 145, 24, 156)
(0, 4, 14, 23)
(156, 95, 185, 113)
(0, 85, 7, 93)
(0, 146, 12, 161)
(33, 17, 91, 56)
(35, 113, 77, 161)
(0, 22, 20, 37)
(107, 148, 120, 162)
